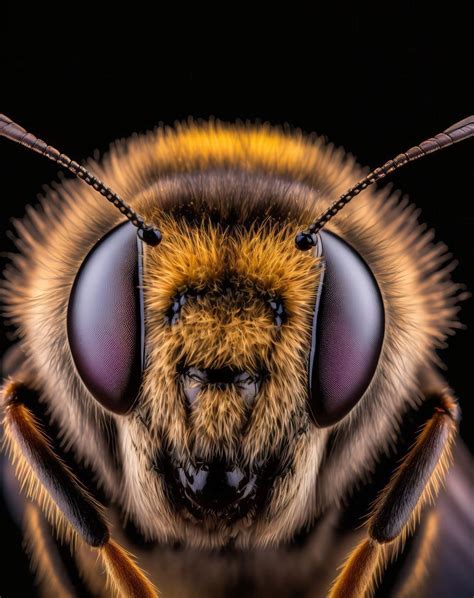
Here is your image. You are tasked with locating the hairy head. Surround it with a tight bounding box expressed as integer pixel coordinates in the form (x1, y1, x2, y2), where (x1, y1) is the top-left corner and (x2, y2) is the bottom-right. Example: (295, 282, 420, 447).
(2, 121, 460, 549)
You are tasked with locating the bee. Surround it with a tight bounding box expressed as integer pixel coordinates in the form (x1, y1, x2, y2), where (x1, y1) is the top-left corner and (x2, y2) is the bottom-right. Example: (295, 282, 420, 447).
(0, 113, 473, 598)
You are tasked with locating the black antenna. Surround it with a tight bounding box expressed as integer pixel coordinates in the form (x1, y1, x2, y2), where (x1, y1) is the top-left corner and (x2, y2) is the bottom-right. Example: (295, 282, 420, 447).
(295, 116, 474, 250)
(0, 114, 162, 246)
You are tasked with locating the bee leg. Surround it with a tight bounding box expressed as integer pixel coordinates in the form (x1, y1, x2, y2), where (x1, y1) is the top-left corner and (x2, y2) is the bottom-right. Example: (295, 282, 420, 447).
(2, 379, 159, 598)
(329, 386, 459, 598)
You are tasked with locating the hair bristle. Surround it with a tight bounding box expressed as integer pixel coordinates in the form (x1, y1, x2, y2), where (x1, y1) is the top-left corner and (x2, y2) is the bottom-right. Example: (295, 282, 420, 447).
(2, 393, 78, 548)
(329, 539, 387, 598)
(368, 403, 457, 548)
(2, 385, 110, 544)
(101, 539, 159, 598)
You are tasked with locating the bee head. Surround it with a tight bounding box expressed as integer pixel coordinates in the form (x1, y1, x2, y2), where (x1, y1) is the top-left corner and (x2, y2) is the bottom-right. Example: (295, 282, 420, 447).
(63, 159, 392, 548)
(66, 194, 332, 544)
(2, 115, 470, 547)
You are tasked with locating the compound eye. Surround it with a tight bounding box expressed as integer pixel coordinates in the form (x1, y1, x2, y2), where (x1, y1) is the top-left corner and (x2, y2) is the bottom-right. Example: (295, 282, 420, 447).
(308, 230, 384, 427)
(67, 222, 144, 414)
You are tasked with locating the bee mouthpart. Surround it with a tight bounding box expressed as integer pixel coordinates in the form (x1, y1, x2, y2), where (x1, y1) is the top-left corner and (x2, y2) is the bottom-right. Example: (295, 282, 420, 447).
(154, 448, 292, 524)
(179, 461, 256, 510)
(156, 459, 282, 523)
(168, 459, 259, 521)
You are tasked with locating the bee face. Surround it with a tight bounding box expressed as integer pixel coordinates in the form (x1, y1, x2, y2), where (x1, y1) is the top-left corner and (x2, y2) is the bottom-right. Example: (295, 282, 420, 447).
(124, 216, 326, 543)
(52, 169, 332, 546)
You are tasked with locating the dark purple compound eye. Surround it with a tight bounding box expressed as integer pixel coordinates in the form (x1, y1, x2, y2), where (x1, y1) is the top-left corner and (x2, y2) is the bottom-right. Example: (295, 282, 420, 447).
(67, 222, 145, 414)
(308, 230, 385, 427)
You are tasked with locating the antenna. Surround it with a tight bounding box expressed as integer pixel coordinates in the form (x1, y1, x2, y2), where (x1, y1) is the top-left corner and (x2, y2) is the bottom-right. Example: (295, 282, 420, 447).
(0, 114, 162, 246)
(295, 116, 474, 250)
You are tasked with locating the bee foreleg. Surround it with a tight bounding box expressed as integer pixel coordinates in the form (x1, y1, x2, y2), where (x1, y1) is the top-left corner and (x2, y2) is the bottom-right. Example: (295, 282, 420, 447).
(2, 379, 159, 598)
(329, 386, 459, 598)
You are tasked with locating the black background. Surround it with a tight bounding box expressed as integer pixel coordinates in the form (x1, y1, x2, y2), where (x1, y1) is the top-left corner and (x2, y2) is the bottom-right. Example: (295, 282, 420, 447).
(1, 6, 472, 597)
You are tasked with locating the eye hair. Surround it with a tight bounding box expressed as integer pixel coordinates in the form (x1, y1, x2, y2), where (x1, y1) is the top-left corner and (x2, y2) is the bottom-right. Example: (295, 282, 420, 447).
(295, 115, 474, 250)
(0, 113, 162, 246)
